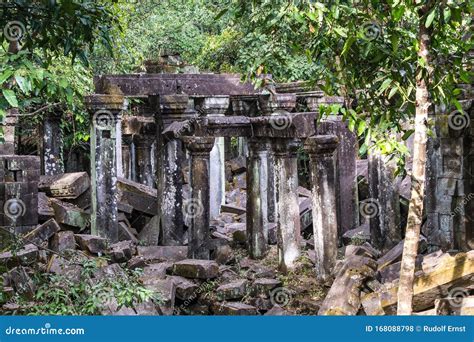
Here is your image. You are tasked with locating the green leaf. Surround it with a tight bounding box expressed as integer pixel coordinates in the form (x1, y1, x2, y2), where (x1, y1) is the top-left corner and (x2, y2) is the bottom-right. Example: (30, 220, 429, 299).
(388, 86, 398, 99)
(357, 120, 366, 136)
(425, 9, 436, 28)
(14, 75, 30, 93)
(2, 89, 18, 107)
(341, 36, 356, 56)
(0, 70, 14, 84)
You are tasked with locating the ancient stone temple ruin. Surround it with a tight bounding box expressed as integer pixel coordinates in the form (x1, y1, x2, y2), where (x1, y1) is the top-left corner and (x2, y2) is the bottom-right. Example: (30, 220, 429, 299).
(1, 72, 472, 316)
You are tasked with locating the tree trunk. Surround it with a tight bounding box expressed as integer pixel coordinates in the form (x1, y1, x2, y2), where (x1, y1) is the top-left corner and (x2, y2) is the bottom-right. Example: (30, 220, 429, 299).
(397, 5, 433, 315)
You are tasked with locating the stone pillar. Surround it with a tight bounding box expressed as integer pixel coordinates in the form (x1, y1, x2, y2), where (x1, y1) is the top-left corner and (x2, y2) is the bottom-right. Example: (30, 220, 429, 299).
(368, 149, 401, 252)
(134, 133, 155, 187)
(231, 95, 258, 158)
(40, 111, 64, 175)
(122, 135, 133, 179)
(85, 94, 126, 243)
(158, 95, 191, 245)
(317, 113, 359, 235)
(0, 113, 18, 155)
(305, 135, 339, 280)
(116, 116, 123, 178)
(246, 138, 271, 259)
(182, 137, 215, 259)
(193, 96, 229, 219)
(273, 138, 302, 272)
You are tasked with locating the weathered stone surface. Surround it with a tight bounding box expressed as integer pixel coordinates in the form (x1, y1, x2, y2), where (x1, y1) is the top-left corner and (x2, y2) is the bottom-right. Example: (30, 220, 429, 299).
(108, 240, 135, 263)
(47, 254, 82, 281)
(434, 296, 474, 315)
(362, 251, 474, 314)
(342, 223, 370, 245)
(38, 192, 54, 221)
(252, 278, 282, 297)
(172, 259, 219, 279)
(50, 198, 89, 230)
(137, 246, 188, 262)
(214, 245, 234, 265)
(169, 276, 199, 300)
(50, 230, 76, 252)
(319, 254, 377, 315)
(137, 215, 160, 245)
(141, 277, 176, 316)
(22, 219, 60, 245)
(264, 305, 292, 316)
(216, 280, 248, 300)
(38, 172, 90, 199)
(75, 234, 107, 254)
(118, 221, 138, 243)
(0, 244, 38, 268)
(377, 236, 427, 271)
(8, 266, 35, 298)
(212, 302, 257, 315)
(227, 156, 247, 174)
(117, 177, 157, 215)
(221, 204, 246, 215)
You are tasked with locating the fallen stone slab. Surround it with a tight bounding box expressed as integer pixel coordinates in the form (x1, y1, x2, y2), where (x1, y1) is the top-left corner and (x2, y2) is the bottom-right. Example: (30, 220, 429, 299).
(142, 277, 176, 316)
(319, 254, 377, 315)
(108, 240, 135, 263)
(227, 156, 247, 174)
(137, 246, 188, 263)
(377, 236, 427, 271)
(221, 204, 246, 215)
(252, 278, 282, 297)
(216, 280, 248, 300)
(75, 234, 107, 254)
(342, 223, 370, 245)
(173, 259, 219, 279)
(118, 221, 138, 243)
(8, 266, 35, 298)
(264, 305, 292, 316)
(117, 177, 157, 216)
(362, 251, 474, 314)
(39, 172, 90, 199)
(22, 219, 60, 245)
(137, 215, 160, 245)
(50, 198, 90, 231)
(38, 192, 54, 221)
(47, 254, 82, 282)
(50, 230, 76, 252)
(0, 244, 38, 268)
(212, 302, 257, 315)
(169, 276, 199, 300)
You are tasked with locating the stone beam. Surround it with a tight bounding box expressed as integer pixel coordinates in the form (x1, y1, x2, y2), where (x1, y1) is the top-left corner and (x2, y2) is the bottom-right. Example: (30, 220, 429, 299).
(94, 74, 260, 97)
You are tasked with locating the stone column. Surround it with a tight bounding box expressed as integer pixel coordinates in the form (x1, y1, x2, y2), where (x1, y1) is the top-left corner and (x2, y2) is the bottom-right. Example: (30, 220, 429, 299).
(40, 111, 64, 175)
(134, 132, 155, 187)
(85, 94, 126, 243)
(158, 95, 190, 245)
(182, 137, 215, 259)
(273, 138, 302, 272)
(0, 113, 18, 155)
(121, 134, 133, 179)
(246, 138, 271, 259)
(305, 135, 339, 280)
(193, 95, 229, 219)
(368, 149, 401, 251)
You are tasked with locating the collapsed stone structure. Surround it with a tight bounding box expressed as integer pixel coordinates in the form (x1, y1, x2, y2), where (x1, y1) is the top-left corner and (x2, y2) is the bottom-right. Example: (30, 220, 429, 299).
(0, 72, 472, 315)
